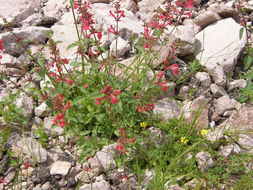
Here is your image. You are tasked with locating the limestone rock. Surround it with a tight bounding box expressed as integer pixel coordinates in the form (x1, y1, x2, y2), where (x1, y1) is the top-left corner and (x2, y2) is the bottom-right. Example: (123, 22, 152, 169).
(34, 103, 50, 117)
(110, 37, 131, 57)
(0, 27, 52, 56)
(79, 180, 111, 190)
(43, 117, 64, 136)
(182, 96, 209, 128)
(195, 152, 215, 172)
(15, 94, 34, 120)
(195, 72, 211, 88)
(194, 10, 221, 28)
(153, 99, 181, 120)
(210, 84, 228, 98)
(195, 18, 247, 86)
(50, 161, 71, 176)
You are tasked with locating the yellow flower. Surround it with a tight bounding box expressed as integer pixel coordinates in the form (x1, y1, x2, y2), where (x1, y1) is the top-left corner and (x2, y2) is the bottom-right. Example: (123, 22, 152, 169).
(140, 122, 147, 128)
(201, 129, 208, 135)
(180, 137, 188, 144)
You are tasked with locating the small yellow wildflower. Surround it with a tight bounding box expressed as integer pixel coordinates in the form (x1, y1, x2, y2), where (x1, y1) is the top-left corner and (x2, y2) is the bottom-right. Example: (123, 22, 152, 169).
(201, 129, 208, 135)
(140, 122, 147, 128)
(180, 137, 188, 144)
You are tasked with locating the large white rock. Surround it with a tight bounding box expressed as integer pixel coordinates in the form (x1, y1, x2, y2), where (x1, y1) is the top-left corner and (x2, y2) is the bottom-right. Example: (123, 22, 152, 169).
(0, 0, 40, 25)
(91, 3, 143, 40)
(110, 37, 131, 57)
(195, 18, 246, 86)
(51, 24, 78, 58)
(50, 161, 71, 176)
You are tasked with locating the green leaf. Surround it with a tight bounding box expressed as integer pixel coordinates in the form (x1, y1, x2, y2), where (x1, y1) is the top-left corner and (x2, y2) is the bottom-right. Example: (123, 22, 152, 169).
(79, 130, 91, 136)
(38, 70, 46, 80)
(46, 100, 53, 109)
(244, 55, 253, 70)
(239, 27, 244, 40)
(67, 41, 79, 50)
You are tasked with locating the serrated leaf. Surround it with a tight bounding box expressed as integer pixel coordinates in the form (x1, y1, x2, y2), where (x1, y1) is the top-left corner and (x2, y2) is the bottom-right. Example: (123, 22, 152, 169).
(239, 27, 244, 40)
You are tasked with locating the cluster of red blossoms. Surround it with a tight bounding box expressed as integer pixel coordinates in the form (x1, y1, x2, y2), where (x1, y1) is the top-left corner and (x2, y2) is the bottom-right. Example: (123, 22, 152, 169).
(95, 85, 121, 105)
(52, 94, 71, 127)
(137, 103, 155, 112)
(0, 39, 3, 60)
(116, 128, 136, 155)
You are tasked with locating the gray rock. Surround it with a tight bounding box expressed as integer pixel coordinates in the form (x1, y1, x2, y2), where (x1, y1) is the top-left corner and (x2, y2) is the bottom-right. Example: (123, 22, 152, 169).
(210, 84, 228, 98)
(182, 96, 209, 128)
(208, 4, 237, 18)
(153, 99, 181, 120)
(79, 180, 111, 190)
(149, 127, 166, 146)
(195, 152, 215, 172)
(140, 169, 154, 189)
(110, 37, 131, 58)
(43, 116, 64, 136)
(51, 24, 78, 58)
(212, 96, 239, 120)
(168, 184, 185, 190)
(0, 67, 25, 76)
(94, 151, 116, 171)
(0, 0, 40, 25)
(219, 144, 242, 158)
(42, 0, 68, 20)
(137, 0, 165, 21)
(178, 86, 190, 100)
(195, 18, 247, 86)
(50, 161, 71, 176)
(75, 168, 100, 183)
(34, 102, 50, 117)
(15, 137, 48, 163)
(194, 10, 221, 28)
(195, 72, 211, 88)
(228, 79, 247, 91)
(1, 27, 52, 56)
(15, 93, 34, 120)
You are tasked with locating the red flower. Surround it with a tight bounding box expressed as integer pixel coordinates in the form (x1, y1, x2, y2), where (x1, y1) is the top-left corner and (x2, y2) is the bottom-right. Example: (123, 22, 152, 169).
(22, 161, 32, 169)
(95, 85, 121, 105)
(0, 179, 7, 183)
(169, 64, 179, 76)
(138, 104, 155, 112)
(97, 32, 102, 40)
(116, 128, 135, 155)
(0, 40, 3, 51)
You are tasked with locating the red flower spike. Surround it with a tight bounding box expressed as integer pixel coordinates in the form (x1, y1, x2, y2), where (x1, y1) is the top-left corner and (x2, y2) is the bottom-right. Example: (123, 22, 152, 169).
(169, 64, 179, 76)
(96, 85, 121, 105)
(0, 179, 7, 184)
(157, 71, 163, 80)
(97, 32, 102, 40)
(84, 83, 89, 88)
(22, 161, 32, 169)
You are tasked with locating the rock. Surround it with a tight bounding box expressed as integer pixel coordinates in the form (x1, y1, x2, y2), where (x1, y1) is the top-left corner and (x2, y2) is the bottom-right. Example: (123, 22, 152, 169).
(34, 102, 50, 117)
(228, 79, 247, 91)
(1, 54, 28, 70)
(178, 85, 190, 100)
(137, 0, 166, 21)
(195, 72, 211, 88)
(1, 27, 52, 56)
(91, 3, 143, 39)
(182, 96, 209, 128)
(121, 0, 138, 13)
(94, 151, 116, 171)
(212, 96, 239, 120)
(210, 84, 228, 98)
(148, 127, 166, 145)
(75, 168, 100, 183)
(153, 99, 181, 120)
(110, 37, 131, 57)
(140, 169, 154, 189)
(219, 144, 242, 158)
(15, 137, 48, 163)
(89, 0, 111, 3)
(194, 10, 221, 28)
(195, 18, 247, 86)
(195, 152, 215, 172)
(50, 161, 71, 176)
(163, 25, 195, 56)
(0, 67, 25, 76)
(15, 93, 34, 120)
(194, 0, 201, 6)
(208, 5, 237, 19)
(42, 0, 68, 20)
(51, 24, 78, 58)
(41, 182, 51, 190)
(79, 180, 111, 190)
(168, 184, 185, 190)
(0, 0, 40, 25)
(43, 116, 64, 136)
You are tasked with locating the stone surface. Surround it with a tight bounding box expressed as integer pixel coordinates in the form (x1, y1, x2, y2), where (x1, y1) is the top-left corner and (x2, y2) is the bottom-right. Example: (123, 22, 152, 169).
(195, 18, 247, 86)
(218, 144, 242, 158)
(195, 151, 215, 172)
(110, 37, 131, 57)
(79, 180, 111, 190)
(195, 72, 211, 88)
(15, 93, 34, 120)
(50, 161, 71, 176)
(34, 102, 50, 117)
(51, 24, 78, 58)
(208, 5, 237, 19)
(0, 0, 40, 25)
(42, 0, 68, 20)
(228, 79, 247, 91)
(194, 10, 221, 27)
(43, 117, 64, 136)
(1, 27, 52, 56)
(153, 99, 181, 120)
(210, 84, 228, 98)
(182, 96, 209, 128)
(15, 137, 48, 163)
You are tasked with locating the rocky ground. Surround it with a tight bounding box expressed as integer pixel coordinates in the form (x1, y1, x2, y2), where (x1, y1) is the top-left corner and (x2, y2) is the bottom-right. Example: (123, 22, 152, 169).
(0, 0, 253, 189)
